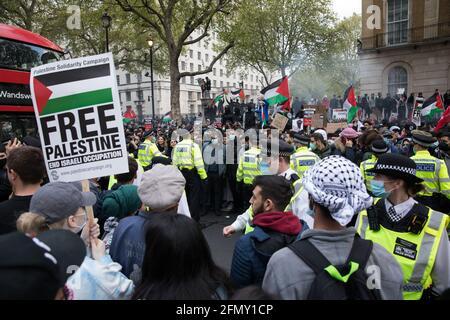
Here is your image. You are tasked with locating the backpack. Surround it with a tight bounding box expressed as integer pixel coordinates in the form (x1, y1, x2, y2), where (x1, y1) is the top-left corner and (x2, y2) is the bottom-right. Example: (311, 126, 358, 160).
(288, 235, 382, 300)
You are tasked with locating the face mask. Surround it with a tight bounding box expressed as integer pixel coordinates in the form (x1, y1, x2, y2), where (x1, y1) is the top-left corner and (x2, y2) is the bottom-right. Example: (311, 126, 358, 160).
(229, 135, 235, 141)
(310, 143, 317, 151)
(211, 139, 218, 145)
(370, 180, 393, 198)
(439, 142, 450, 152)
(260, 162, 272, 175)
(72, 213, 87, 234)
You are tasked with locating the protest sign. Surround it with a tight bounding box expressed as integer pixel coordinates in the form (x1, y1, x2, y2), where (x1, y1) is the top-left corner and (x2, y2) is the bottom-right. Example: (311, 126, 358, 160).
(271, 113, 289, 131)
(303, 117, 312, 127)
(326, 122, 347, 134)
(412, 97, 424, 127)
(30, 53, 128, 183)
(144, 118, 153, 131)
(332, 109, 347, 121)
(311, 114, 325, 128)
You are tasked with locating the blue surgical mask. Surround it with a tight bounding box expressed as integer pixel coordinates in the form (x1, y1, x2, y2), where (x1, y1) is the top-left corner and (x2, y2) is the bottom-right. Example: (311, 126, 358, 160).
(310, 143, 317, 151)
(260, 162, 272, 175)
(370, 180, 391, 198)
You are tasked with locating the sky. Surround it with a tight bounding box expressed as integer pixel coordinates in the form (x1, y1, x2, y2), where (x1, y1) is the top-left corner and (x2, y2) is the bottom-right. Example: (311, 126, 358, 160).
(332, 0, 362, 20)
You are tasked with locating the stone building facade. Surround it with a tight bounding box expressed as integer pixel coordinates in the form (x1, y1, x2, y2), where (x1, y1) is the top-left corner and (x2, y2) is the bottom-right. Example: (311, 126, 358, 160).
(359, 0, 450, 97)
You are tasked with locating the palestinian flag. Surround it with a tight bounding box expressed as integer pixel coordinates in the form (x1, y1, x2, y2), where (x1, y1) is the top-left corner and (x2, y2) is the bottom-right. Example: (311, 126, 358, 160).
(122, 117, 132, 124)
(421, 92, 444, 117)
(261, 77, 289, 107)
(435, 106, 450, 133)
(32, 63, 112, 116)
(258, 100, 269, 128)
(230, 89, 244, 100)
(343, 85, 358, 123)
(163, 111, 172, 123)
(214, 94, 223, 107)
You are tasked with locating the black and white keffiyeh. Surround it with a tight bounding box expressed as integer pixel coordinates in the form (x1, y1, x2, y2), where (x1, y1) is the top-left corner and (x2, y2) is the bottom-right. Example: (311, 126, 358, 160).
(302, 156, 373, 226)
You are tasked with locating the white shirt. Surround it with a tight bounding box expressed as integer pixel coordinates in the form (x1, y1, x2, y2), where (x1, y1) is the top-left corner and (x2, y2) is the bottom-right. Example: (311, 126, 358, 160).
(384, 198, 417, 219)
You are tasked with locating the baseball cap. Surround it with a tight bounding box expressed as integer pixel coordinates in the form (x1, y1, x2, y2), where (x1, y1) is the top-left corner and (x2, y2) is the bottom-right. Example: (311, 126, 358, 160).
(0, 230, 85, 300)
(138, 164, 186, 210)
(30, 182, 96, 224)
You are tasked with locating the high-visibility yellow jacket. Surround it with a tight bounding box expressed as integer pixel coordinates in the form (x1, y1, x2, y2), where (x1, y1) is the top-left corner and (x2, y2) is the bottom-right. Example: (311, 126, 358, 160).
(360, 155, 378, 193)
(290, 146, 320, 178)
(236, 147, 261, 185)
(172, 139, 207, 180)
(357, 198, 449, 300)
(137, 139, 162, 168)
(411, 150, 450, 199)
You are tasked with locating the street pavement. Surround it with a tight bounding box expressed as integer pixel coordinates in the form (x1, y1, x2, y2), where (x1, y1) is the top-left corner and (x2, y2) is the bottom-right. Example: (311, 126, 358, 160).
(201, 211, 241, 275)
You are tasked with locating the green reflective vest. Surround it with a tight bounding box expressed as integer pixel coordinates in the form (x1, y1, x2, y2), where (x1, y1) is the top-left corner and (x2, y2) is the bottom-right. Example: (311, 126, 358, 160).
(411, 150, 450, 199)
(137, 140, 162, 168)
(290, 146, 320, 178)
(172, 139, 207, 180)
(360, 155, 377, 193)
(236, 147, 261, 185)
(357, 199, 449, 300)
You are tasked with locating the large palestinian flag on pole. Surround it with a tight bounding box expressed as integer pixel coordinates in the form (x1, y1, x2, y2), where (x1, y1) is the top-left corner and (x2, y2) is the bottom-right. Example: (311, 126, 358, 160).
(261, 77, 289, 107)
(343, 85, 358, 123)
(30, 53, 128, 183)
(421, 92, 444, 117)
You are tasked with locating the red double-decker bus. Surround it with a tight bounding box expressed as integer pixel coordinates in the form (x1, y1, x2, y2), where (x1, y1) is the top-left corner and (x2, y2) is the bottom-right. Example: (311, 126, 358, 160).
(0, 23, 64, 142)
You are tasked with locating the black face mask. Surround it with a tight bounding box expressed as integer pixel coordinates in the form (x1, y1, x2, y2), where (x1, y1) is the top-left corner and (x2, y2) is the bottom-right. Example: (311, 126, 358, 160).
(439, 142, 450, 152)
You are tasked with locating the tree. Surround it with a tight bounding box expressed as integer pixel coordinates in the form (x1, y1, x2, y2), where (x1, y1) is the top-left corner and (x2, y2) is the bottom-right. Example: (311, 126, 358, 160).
(0, 0, 167, 73)
(291, 14, 362, 99)
(220, 0, 335, 85)
(115, 0, 236, 121)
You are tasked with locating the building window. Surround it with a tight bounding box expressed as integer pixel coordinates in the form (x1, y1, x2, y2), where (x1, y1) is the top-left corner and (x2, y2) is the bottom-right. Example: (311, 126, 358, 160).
(388, 66, 408, 96)
(189, 50, 193, 58)
(198, 64, 202, 71)
(220, 69, 223, 77)
(387, 0, 409, 45)
(213, 68, 216, 76)
(197, 92, 201, 100)
(125, 73, 130, 84)
(205, 54, 209, 62)
(190, 63, 194, 72)
(116, 75, 120, 85)
(126, 91, 131, 101)
(220, 81, 223, 88)
(250, 74, 253, 82)
(136, 73, 142, 83)
(198, 51, 201, 60)
(227, 82, 230, 88)
(181, 61, 186, 71)
(181, 77, 186, 84)
(213, 80, 217, 87)
(137, 90, 144, 100)
(188, 91, 193, 100)
(190, 76, 195, 85)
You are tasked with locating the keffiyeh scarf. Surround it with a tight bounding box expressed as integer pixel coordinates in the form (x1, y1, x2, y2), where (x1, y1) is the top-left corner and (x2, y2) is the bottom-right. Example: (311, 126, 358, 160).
(302, 156, 373, 226)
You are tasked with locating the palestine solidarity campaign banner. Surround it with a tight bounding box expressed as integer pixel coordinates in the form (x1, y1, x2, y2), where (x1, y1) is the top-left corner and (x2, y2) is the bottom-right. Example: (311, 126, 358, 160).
(30, 53, 128, 183)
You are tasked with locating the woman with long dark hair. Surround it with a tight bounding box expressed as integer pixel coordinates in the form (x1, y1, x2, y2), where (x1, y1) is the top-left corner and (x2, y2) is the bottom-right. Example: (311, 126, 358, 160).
(132, 213, 231, 300)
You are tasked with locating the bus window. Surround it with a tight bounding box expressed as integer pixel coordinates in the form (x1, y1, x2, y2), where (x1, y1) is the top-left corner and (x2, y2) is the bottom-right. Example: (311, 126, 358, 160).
(0, 38, 63, 71)
(0, 114, 38, 142)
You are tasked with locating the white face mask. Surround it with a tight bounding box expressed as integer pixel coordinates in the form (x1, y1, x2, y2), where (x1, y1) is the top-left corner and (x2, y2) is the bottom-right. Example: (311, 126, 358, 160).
(72, 212, 87, 234)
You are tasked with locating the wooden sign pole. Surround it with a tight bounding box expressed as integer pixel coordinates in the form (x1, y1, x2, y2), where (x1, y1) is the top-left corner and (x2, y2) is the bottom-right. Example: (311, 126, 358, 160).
(81, 179, 96, 228)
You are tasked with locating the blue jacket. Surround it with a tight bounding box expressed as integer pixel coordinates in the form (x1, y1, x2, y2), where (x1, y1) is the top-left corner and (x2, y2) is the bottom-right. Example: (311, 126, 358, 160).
(109, 211, 155, 284)
(230, 220, 308, 288)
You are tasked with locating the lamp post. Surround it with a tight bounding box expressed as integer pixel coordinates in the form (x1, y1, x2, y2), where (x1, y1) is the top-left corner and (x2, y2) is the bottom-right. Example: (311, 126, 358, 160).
(148, 39, 155, 119)
(101, 12, 112, 52)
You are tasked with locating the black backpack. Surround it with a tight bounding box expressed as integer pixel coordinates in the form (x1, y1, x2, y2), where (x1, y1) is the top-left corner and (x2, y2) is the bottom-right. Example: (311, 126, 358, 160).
(288, 236, 382, 300)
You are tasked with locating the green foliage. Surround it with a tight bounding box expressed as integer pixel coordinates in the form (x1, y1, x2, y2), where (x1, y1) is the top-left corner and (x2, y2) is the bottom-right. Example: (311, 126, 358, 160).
(220, 0, 336, 83)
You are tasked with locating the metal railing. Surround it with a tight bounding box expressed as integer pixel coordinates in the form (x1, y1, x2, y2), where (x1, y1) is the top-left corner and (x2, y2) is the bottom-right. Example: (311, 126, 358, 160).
(360, 22, 450, 51)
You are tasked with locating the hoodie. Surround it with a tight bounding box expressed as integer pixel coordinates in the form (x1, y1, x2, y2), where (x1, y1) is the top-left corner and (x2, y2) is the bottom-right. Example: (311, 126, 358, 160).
(230, 211, 305, 288)
(101, 185, 142, 220)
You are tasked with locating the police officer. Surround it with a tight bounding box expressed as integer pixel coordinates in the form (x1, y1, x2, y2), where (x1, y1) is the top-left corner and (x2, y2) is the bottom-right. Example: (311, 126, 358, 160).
(356, 153, 450, 300)
(410, 130, 450, 213)
(236, 136, 261, 210)
(290, 133, 320, 179)
(138, 131, 163, 170)
(172, 132, 207, 222)
(360, 140, 389, 195)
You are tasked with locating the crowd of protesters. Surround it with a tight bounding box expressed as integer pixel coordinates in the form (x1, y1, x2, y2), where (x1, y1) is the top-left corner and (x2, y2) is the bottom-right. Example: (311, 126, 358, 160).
(1, 87, 450, 301)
